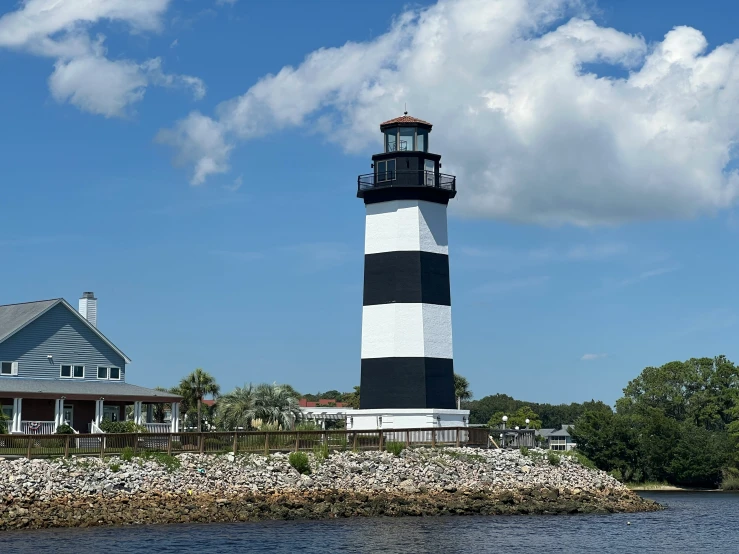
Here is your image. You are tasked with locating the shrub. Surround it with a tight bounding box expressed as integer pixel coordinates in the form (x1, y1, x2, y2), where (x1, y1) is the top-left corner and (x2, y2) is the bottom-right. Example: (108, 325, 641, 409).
(109, 462, 121, 472)
(520, 446, 530, 457)
(565, 450, 596, 469)
(722, 468, 739, 491)
(609, 468, 624, 482)
(547, 451, 561, 466)
(296, 422, 320, 431)
(56, 424, 75, 435)
(289, 451, 311, 475)
(99, 420, 147, 434)
(121, 447, 134, 462)
(0, 412, 8, 434)
(385, 441, 405, 457)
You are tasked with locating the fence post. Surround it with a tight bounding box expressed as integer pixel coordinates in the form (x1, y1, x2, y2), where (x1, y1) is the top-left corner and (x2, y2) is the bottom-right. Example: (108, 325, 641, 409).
(133, 432, 139, 455)
(167, 434, 173, 456)
(199, 433, 205, 454)
(233, 432, 238, 456)
(379, 431, 384, 452)
(431, 429, 436, 448)
(352, 432, 357, 451)
(455, 428, 460, 448)
(295, 431, 300, 452)
(27, 436, 32, 459)
(264, 433, 270, 456)
(100, 436, 105, 459)
(64, 434, 70, 459)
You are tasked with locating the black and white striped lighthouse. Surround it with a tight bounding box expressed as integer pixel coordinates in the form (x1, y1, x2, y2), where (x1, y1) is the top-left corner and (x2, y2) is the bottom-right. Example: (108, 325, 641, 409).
(357, 115, 457, 411)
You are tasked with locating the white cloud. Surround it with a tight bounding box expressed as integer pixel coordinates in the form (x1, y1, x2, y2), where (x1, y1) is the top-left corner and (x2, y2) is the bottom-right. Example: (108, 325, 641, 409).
(159, 0, 739, 225)
(581, 353, 607, 361)
(0, 0, 204, 117)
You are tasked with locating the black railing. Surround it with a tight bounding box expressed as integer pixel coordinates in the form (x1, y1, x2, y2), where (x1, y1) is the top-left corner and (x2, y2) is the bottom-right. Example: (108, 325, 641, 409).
(357, 170, 456, 193)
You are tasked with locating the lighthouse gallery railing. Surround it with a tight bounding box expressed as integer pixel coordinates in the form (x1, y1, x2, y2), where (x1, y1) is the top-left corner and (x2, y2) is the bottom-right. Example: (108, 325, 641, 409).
(357, 170, 456, 193)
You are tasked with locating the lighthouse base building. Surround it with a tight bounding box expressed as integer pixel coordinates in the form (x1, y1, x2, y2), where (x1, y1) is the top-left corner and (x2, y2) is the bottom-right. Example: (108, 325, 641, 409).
(346, 115, 468, 432)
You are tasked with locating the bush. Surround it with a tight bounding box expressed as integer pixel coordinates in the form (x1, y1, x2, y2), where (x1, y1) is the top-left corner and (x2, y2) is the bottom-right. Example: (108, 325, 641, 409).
(385, 441, 405, 457)
(520, 446, 530, 457)
(289, 451, 311, 475)
(121, 447, 134, 462)
(0, 413, 8, 435)
(609, 468, 624, 482)
(99, 420, 147, 433)
(56, 424, 75, 435)
(565, 450, 596, 469)
(547, 451, 561, 466)
(109, 462, 121, 472)
(296, 422, 320, 431)
(722, 468, 739, 491)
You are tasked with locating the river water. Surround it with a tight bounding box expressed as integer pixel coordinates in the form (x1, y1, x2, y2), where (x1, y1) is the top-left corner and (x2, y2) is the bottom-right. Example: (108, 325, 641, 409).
(0, 492, 736, 553)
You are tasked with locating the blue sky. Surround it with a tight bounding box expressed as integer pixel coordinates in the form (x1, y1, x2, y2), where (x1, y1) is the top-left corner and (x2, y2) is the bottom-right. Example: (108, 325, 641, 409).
(2, 0, 739, 407)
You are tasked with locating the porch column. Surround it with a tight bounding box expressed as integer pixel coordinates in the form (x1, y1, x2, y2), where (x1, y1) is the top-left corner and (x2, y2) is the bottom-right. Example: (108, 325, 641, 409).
(54, 399, 64, 429)
(94, 399, 104, 426)
(133, 401, 143, 425)
(146, 403, 153, 424)
(170, 402, 180, 433)
(12, 398, 22, 433)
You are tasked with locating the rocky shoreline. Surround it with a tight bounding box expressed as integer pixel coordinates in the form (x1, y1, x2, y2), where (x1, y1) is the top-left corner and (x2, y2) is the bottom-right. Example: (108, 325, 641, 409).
(0, 447, 662, 530)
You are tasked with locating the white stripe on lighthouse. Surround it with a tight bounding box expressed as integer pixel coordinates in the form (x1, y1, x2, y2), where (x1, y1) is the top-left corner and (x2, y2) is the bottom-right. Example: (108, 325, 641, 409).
(364, 200, 448, 255)
(361, 303, 453, 359)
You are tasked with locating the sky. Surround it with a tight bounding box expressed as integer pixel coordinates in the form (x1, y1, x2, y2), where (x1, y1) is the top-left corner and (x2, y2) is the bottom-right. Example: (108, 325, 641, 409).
(2, 0, 739, 407)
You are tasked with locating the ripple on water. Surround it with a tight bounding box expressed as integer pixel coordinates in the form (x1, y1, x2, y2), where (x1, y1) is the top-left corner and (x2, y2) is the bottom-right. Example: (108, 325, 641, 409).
(0, 492, 736, 554)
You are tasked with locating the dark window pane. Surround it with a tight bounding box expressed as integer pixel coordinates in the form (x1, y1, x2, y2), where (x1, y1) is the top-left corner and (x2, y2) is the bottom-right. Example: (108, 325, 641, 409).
(385, 130, 397, 152)
(417, 130, 427, 152)
(73, 366, 84, 378)
(399, 127, 414, 151)
(1, 362, 11, 374)
(98, 367, 108, 379)
(387, 159, 396, 180)
(110, 367, 120, 380)
(61, 365, 71, 377)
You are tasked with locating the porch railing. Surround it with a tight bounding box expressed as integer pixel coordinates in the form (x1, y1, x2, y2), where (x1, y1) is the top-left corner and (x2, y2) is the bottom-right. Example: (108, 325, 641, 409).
(20, 421, 56, 435)
(0, 427, 482, 459)
(144, 423, 170, 433)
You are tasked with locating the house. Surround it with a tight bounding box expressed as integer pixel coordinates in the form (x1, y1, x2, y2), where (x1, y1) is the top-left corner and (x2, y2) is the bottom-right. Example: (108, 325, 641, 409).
(539, 424, 577, 451)
(0, 293, 181, 434)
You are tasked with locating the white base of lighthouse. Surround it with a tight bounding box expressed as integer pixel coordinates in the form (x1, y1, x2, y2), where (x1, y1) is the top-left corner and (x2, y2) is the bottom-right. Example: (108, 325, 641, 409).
(346, 408, 469, 431)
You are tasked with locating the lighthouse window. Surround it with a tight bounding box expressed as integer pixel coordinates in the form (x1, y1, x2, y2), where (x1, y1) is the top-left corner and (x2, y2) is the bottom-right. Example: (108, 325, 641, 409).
(385, 130, 397, 152)
(417, 129, 428, 152)
(399, 127, 415, 151)
(376, 159, 396, 182)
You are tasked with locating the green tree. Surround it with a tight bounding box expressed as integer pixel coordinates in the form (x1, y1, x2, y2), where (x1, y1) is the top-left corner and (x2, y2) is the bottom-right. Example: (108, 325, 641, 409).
(342, 386, 361, 409)
(180, 368, 220, 432)
(487, 406, 542, 429)
(217, 384, 256, 430)
(253, 383, 301, 430)
(453, 374, 473, 410)
(0, 411, 8, 434)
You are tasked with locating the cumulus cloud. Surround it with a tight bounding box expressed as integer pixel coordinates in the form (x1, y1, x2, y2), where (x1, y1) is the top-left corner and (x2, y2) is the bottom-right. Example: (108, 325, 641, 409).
(159, 0, 739, 225)
(0, 0, 205, 117)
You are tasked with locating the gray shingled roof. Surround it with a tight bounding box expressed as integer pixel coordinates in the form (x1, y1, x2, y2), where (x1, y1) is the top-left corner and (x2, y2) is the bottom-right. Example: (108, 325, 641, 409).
(548, 425, 575, 437)
(0, 378, 181, 400)
(0, 299, 59, 343)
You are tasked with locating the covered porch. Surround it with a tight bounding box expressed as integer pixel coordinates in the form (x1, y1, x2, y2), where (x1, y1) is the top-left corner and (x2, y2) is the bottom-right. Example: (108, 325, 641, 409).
(0, 379, 181, 435)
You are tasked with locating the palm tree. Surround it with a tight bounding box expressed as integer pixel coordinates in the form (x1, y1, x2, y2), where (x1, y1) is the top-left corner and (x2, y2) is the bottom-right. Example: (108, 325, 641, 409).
(253, 383, 301, 430)
(217, 384, 256, 430)
(180, 368, 220, 432)
(454, 373, 472, 410)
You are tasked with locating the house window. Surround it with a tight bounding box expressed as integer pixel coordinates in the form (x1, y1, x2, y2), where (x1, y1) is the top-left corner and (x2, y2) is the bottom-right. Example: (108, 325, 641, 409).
(61, 365, 84, 379)
(97, 366, 121, 380)
(1, 405, 12, 419)
(1, 362, 18, 376)
(376, 159, 396, 182)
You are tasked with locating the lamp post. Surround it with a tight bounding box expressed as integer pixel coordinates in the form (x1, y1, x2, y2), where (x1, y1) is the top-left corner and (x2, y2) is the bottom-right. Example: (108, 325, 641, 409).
(502, 415, 508, 429)
(525, 418, 530, 429)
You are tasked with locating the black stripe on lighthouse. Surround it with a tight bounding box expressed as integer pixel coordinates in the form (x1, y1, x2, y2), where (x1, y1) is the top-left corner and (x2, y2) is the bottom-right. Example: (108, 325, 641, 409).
(359, 199, 455, 410)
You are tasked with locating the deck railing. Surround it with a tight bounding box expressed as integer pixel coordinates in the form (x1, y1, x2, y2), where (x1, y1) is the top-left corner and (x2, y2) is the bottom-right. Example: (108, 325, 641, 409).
(0, 427, 493, 459)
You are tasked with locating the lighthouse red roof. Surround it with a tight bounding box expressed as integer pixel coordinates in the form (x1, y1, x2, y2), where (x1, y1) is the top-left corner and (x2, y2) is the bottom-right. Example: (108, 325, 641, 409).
(380, 114, 432, 128)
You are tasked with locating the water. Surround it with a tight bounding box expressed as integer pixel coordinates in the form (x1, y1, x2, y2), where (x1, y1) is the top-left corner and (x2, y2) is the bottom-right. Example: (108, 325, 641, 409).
(1, 492, 737, 553)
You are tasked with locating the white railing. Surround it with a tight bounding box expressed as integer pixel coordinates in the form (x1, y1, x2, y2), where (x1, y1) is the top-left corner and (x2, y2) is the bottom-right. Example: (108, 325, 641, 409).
(91, 421, 105, 434)
(144, 423, 170, 433)
(20, 421, 56, 435)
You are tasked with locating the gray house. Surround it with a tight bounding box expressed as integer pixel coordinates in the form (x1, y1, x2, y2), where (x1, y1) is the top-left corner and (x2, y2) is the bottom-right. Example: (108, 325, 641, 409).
(0, 293, 181, 434)
(537, 424, 577, 451)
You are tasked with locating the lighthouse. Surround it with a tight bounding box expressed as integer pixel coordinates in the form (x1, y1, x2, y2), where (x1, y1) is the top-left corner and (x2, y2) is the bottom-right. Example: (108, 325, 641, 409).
(349, 114, 468, 430)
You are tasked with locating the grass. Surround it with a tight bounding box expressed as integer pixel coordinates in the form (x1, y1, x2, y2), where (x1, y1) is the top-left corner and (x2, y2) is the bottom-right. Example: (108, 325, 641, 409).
(109, 462, 121, 472)
(385, 441, 405, 457)
(313, 442, 330, 463)
(625, 480, 672, 490)
(561, 450, 597, 469)
(721, 468, 739, 491)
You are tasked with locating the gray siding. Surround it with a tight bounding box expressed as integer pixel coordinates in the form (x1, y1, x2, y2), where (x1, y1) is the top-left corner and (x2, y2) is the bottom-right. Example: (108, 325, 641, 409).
(0, 304, 126, 382)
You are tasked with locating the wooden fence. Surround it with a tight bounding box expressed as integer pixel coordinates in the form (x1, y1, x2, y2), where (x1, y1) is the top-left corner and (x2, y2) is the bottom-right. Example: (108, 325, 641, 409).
(0, 427, 493, 460)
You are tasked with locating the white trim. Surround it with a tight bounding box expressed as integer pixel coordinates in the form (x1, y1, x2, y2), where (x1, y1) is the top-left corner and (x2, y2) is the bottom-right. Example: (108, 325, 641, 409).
(96, 366, 121, 380)
(0, 361, 16, 376)
(109, 367, 121, 380)
(60, 364, 85, 379)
